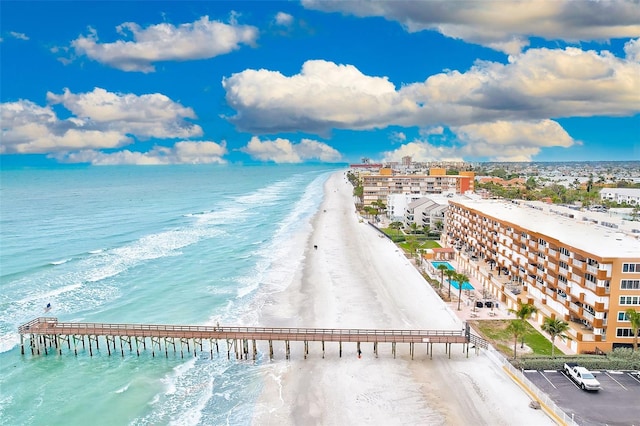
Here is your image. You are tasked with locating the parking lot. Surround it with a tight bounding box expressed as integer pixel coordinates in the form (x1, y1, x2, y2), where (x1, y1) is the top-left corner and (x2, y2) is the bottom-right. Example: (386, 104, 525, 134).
(524, 369, 640, 426)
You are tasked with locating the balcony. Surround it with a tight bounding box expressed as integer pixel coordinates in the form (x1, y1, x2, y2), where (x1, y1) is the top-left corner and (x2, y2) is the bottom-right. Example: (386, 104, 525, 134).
(586, 264, 598, 275)
(560, 253, 569, 262)
(572, 258, 584, 269)
(547, 248, 558, 258)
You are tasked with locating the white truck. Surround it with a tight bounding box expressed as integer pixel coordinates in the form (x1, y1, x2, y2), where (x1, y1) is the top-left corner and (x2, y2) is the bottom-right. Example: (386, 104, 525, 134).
(564, 362, 601, 391)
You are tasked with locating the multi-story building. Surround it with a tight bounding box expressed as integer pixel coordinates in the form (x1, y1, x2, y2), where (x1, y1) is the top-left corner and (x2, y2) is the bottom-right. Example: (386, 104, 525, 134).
(600, 188, 640, 205)
(361, 168, 474, 206)
(445, 199, 640, 353)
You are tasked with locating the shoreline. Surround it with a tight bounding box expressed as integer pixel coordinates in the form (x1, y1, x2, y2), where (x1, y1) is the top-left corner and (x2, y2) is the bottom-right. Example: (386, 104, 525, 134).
(254, 170, 554, 425)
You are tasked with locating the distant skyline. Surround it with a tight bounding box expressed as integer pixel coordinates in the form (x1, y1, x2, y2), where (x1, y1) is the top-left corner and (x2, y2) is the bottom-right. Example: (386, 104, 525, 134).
(1, 0, 639, 166)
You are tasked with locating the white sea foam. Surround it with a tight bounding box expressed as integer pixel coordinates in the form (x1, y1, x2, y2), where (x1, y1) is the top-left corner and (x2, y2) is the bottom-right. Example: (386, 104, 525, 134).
(114, 383, 130, 394)
(50, 258, 72, 265)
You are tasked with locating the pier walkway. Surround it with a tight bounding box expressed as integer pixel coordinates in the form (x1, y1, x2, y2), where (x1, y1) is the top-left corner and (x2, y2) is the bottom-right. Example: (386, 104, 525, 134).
(19, 317, 488, 360)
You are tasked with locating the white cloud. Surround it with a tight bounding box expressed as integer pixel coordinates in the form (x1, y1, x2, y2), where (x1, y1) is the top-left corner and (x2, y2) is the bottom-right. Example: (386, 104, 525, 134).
(625, 38, 640, 62)
(275, 12, 294, 27)
(52, 141, 227, 165)
(240, 136, 341, 163)
(71, 16, 258, 72)
(1, 101, 131, 154)
(9, 31, 29, 41)
(224, 47, 639, 135)
(1, 88, 202, 154)
(453, 119, 576, 160)
(382, 141, 463, 163)
(302, 0, 640, 54)
(223, 59, 415, 134)
(383, 119, 576, 162)
(46, 87, 202, 139)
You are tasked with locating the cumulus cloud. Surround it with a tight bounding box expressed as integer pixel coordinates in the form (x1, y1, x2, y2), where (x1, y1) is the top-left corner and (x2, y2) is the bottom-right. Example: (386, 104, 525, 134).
(383, 119, 576, 162)
(1, 88, 202, 154)
(47, 87, 202, 139)
(453, 119, 576, 161)
(223, 47, 640, 136)
(382, 141, 463, 163)
(625, 38, 640, 62)
(302, 0, 640, 54)
(71, 16, 258, 72)
(240, 136, 341, 163)
(223, 59, 415, 134)
(1, 101, 131, 154)
(52, 141, 227, 165)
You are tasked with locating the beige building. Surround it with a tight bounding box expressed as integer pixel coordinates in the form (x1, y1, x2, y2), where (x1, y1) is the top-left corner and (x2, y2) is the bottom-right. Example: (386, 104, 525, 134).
(445, 199, 640, 353)
(361, 168, 474, 206)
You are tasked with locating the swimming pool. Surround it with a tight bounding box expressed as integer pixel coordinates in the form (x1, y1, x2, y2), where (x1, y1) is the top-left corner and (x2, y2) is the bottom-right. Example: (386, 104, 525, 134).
(450, 280, 475, 291)
(431, 261, 475, 290)
(431, 261, 454, 270)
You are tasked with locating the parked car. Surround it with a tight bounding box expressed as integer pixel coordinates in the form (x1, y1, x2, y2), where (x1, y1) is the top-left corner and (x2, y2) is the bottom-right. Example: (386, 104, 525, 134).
(484, 301, 493, 308)
(475, 301, 484, 308)
(564, 363, 601, 391)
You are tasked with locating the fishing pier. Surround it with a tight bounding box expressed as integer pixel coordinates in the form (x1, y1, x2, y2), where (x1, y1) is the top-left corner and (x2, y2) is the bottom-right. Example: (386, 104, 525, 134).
(18, 317, 487, 361)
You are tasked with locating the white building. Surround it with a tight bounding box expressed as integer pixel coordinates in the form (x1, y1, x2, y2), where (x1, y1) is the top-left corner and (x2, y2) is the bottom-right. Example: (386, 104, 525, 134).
(600, 188, 640, 205)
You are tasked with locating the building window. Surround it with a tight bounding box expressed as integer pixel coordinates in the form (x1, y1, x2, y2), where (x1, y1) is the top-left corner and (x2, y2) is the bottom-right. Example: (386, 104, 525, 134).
(617, 311, 634, 321)
(560, 247, 570, 256)
(621, 279, 640, 290)
(622, 263, 640, 273)
(585, 273, 597, 284)
(616, 328, 640, 337)
(620, 296, 640, 305)
(558, 275, 568, 283)
(537, 238, 546, 246)
(559, 261, 569, 270)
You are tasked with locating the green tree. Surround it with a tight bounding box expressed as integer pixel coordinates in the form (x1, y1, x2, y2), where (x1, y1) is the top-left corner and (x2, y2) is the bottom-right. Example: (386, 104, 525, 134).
(506, 320, 527, 359)
(625, 309, 640, 351)
(509, 303, 538, 348)
(455, 273, 469, 311)
(423, 224, 431, 236)
(389, 221, 403, 237)
(541, 317, 570, 357)
(410, 222, 418, 235)
(436, 264, 449, 292)
(444, 269, 456, 299)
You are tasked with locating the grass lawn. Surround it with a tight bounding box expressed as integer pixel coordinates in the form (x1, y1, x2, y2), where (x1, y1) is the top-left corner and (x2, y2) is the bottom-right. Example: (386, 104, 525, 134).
(472, 319, 559, 357)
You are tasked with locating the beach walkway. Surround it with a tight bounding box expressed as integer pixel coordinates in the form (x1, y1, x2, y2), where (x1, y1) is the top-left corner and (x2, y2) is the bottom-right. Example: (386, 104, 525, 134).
(19, 317, 487, 360)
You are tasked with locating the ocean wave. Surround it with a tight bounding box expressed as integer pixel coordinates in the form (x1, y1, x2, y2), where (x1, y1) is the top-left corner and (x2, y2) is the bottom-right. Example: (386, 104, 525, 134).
(49, 258, 72, 266)
(114, 383, 131, 394)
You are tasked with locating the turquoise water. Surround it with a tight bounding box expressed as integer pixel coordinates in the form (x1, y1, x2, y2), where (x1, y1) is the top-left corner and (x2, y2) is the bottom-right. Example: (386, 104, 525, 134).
(450, 280, 474, 291)
(431, 261, 454, 270)
(431, 262, 473, 290)
(0, 164, 342, 425)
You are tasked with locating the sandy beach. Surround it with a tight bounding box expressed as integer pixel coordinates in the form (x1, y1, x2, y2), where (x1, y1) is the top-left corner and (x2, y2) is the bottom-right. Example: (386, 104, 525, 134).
(255, 171, 555, 425)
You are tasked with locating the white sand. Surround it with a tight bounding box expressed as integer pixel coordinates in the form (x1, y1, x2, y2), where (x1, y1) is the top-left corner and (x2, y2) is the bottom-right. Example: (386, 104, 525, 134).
(254, 171, 554, 425)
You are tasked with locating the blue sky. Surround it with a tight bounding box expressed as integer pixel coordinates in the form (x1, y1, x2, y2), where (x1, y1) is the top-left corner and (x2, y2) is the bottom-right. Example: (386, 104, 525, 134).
(1, 0, 639, 166)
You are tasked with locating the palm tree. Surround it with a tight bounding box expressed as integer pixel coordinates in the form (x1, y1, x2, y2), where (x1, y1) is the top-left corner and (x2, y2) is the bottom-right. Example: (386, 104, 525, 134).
(506, 320, 527, 359)
(436, 264, 449, 292)
(389, 221, 403, 238)
(625, 309, 640, 351)
(456, 273, 469, 311)
(509, 303, 538, 348)
(541, 318, 570, 357)
(444, 269, 456, 300)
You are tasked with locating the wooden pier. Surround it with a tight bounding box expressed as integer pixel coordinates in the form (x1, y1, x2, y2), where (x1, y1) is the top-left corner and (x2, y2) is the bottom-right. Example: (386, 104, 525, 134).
(18, 317, 487, 360)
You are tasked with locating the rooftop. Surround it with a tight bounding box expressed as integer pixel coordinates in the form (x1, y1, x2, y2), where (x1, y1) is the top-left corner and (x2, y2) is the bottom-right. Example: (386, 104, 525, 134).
(451, 199, 640, 259)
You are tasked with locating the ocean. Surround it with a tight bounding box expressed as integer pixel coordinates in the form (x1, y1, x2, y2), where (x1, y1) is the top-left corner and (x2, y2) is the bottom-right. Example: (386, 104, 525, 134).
(0, 164, 342, 425)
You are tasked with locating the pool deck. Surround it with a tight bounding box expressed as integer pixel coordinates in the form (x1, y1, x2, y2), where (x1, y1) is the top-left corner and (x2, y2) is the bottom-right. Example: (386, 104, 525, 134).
(423, 257, 575, 355)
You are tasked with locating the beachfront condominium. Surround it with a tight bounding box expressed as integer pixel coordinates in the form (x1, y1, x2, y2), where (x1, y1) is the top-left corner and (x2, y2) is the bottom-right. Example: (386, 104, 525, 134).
(360, 167, 475, 206)
(444, 199, 640, 354)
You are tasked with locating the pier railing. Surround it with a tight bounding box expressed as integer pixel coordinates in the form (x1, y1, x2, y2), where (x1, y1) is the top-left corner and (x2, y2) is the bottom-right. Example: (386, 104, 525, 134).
(19, 317, 488, 360)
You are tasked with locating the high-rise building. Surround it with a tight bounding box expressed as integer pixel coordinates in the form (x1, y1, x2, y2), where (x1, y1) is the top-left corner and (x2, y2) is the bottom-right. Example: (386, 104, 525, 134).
(445, 199, 640, 353)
